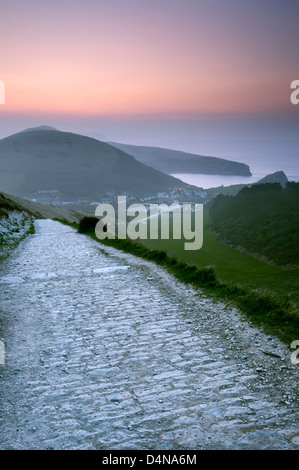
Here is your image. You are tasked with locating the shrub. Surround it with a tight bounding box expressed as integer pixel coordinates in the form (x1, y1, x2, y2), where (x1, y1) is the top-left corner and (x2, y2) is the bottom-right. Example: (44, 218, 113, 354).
(196, 266, 217, 285)
(78, 216, 103, 233)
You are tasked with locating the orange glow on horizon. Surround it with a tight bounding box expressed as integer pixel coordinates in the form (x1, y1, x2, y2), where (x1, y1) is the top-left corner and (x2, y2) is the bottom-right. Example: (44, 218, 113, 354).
(2, 63, 291, 117)
(0, 1, 297, 119)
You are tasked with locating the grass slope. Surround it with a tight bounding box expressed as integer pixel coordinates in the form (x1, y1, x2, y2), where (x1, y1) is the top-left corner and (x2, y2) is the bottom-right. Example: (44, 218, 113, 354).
(208, 182, 299, 268)
(71, 214, 299, 347)
(141, 220, 299, 308)
(0, 190, 86, 223)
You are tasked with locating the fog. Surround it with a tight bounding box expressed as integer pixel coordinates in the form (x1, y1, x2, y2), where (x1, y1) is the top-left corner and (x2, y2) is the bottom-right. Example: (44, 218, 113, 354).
(0, 112, 298, 176)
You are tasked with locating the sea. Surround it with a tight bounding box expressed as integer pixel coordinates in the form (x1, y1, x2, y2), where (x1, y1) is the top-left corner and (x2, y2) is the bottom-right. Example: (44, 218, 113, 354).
(171, 166, 299, 190)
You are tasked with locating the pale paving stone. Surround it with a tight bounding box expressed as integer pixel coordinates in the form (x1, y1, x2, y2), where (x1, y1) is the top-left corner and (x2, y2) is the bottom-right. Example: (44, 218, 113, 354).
(0, 219, 298, 450)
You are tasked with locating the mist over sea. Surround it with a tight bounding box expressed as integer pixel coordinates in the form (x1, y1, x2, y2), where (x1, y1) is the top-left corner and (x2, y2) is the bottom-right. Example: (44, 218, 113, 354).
(167, 115, 299, 189)
(172, 166, 299, 190)
(1, 114, 298, 192)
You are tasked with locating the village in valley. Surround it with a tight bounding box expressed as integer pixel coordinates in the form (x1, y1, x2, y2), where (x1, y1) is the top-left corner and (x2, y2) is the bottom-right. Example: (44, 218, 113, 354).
(31, 186, 208, 213)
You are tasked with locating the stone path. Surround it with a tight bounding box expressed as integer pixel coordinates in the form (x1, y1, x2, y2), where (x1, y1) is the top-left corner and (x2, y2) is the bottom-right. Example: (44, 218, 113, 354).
(0, 219, 298, 450)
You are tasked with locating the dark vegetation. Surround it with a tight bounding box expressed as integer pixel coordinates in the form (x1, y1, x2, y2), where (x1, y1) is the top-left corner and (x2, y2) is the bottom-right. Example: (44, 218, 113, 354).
(78, 216, 100, 233)
(78, 216, 107, 234)
(208, 182, 299, 267)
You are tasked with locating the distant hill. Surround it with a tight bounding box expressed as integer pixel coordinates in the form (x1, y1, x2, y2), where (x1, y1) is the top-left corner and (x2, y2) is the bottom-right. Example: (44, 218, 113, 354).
(108, 142, 252, 176)
(205, 171, 289, 200)
(255, 171, 288, 187)
(20, 125, 59, 133)
(0, 127, 191, 202)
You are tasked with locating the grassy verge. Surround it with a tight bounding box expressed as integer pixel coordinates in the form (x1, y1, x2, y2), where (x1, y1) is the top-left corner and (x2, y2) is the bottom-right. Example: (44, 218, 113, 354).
(142, 227, 299, 305)
(62, 218, 299, 347)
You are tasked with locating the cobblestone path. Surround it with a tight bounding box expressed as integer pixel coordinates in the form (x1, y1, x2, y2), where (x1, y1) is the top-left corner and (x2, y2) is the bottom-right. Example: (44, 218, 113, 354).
(0, 220, 298, 450)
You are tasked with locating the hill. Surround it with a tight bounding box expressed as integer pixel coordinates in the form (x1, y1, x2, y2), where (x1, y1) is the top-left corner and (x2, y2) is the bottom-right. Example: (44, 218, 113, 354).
(205, 171, 289, 200)
(208, 182, 299, 267)
(0, 127, 192, 203)
(0, 190, 85, 223)
(255, 170, 288, 187)
(108, 142, 252, 176)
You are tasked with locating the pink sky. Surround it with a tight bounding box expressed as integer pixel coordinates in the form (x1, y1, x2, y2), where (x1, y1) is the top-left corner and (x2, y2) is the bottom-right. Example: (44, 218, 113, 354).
(0, 0, 298, 173)
(1, 0, 298, 118)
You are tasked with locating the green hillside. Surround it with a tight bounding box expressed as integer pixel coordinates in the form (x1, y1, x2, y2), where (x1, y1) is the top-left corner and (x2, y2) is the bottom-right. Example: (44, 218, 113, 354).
(208, 182, 299, 267)
(75, 210, 299, 345)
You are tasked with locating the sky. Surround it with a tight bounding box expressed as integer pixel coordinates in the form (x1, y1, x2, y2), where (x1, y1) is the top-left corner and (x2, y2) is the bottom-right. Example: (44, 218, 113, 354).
(0, 0, 298, 173)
